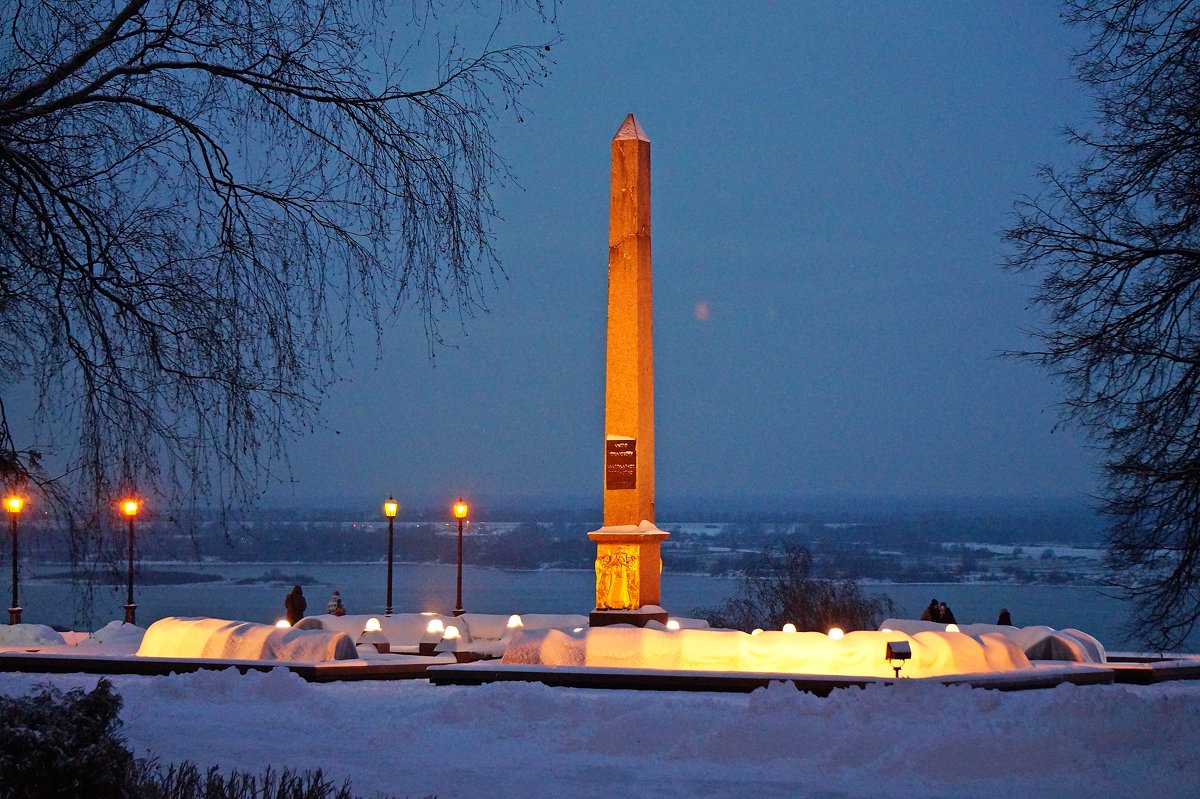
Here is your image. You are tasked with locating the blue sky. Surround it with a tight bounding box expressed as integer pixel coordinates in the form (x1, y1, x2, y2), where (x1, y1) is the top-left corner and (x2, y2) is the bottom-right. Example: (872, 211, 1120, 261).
(260, 3, 1099, 510)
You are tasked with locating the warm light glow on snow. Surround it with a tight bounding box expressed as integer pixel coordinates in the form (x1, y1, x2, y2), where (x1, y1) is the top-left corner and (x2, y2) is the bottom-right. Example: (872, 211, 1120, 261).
(507, 614, 523, 629)
(3, 496, 22, 513)
(503, 627, 1034, 678)
(426, 618, 445, 635)
(364, 617, 382, 633)
(782, 623, 797, 633)
(828, 627, 845, 640)
(443, 625, 461, 640)
(666, 619, 681, 631)
(275, 620, 290, 628)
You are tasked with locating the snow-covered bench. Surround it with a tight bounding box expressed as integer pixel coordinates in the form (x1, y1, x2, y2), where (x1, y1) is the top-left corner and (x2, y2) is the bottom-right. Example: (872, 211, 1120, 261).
(880, 618, 1107, 663)
(137, 616, 357, 662)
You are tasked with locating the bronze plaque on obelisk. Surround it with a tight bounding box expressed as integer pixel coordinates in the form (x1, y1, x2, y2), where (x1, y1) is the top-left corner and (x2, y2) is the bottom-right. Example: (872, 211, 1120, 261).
(605, 438, 636, 490)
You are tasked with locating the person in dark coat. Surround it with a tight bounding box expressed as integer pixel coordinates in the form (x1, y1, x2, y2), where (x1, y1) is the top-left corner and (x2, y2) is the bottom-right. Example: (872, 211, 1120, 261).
(284, 585, 307, 625)
(939, 601, 957, 625)
(996, 608, 1013, 626)
(920, 598, 941, 622)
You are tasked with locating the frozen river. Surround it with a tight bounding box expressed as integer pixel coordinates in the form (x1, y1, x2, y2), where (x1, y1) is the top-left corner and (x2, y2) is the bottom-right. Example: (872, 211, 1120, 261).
(16, 561, 1194, 652)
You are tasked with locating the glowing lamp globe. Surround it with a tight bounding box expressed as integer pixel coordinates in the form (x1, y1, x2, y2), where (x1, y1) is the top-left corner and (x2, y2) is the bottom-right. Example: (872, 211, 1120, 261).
(442, 625, 461, 641)
(426, 618, 445, 635)
(946, 623, 960, 633)
(781, 623, 797, 633)
(751, 628, 764, 636)
(364, 617, 382, 633)
(573, 627, 584, 633)
(666, 619, 681, 631)
(453, 499, 469, 520)
(383, 498, 398, 518)
(4, 496, 23, 514)
(275, 619, 291, 628)
(121, 499, 139, 517)
(507, 614, 523, 630)
(828, 627, 845, 640)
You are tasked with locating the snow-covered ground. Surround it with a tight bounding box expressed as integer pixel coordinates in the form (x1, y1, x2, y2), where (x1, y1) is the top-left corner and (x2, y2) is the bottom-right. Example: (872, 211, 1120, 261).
(0, 668, 1196, 799)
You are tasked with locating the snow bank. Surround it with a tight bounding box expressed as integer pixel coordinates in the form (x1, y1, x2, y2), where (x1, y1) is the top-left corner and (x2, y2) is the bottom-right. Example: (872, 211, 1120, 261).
(503, 625, 1031, 677)
(0, 623, 65, 647)
(881, 618, 1107, 663)
(136, 617, 356, 662)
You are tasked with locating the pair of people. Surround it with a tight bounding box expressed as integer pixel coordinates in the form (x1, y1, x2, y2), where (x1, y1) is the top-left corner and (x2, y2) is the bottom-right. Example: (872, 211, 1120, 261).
(283, 586, 347, 625)
(919, 598, 957, 625)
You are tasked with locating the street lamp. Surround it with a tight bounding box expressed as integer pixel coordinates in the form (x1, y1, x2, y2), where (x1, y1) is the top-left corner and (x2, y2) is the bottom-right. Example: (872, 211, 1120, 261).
(5, 496, 23, 625)
(383, 497, 398, 616)
(121, 498, 139, 624)
(452, 498, 469, 616)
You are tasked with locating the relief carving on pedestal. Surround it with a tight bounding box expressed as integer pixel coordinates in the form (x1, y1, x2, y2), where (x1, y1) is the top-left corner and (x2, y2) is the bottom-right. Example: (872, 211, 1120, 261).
(595, 545, 641, 610)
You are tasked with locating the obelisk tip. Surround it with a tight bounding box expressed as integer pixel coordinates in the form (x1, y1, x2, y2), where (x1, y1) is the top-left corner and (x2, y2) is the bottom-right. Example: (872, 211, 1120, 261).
(613, 114, 649, 142)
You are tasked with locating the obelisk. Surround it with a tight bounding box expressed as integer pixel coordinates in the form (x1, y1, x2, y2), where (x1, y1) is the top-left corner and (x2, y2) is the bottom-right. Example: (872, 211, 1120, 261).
(589, 114, 669, 627)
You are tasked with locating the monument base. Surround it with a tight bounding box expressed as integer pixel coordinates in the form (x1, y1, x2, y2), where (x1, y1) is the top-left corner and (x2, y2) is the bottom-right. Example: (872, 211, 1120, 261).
(589, 606, 669, 628)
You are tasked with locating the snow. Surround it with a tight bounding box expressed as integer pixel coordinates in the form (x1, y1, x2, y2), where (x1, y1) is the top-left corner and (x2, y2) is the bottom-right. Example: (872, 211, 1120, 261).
(503, 625, 1031, 678)
(0, 667, 1196, 798)
(136, 617, 356, 662)
(0, 623, 65, 647)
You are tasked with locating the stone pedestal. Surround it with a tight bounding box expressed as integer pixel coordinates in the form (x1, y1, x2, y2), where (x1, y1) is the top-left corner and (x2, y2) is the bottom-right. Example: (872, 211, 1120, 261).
(588, 524, 668, 627)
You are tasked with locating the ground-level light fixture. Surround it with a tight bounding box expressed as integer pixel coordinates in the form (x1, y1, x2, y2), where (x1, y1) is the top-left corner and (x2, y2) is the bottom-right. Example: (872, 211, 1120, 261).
(666, 619, 681, 631)
(781, 623, 797, 633)
(828, 627, 845, 640)
(751, 628, 764, 636)
(120, 498, 140, 625)
(275, 619, 291, 629)
(945, 623, 960, 633)
(507, 614, 523, 630)
(435, 623, 474, 662)
(419, 617, 445, 656)
(886, 640, 912, 678)
(358, 617, 389, 653)
(5, 495, 23, 625)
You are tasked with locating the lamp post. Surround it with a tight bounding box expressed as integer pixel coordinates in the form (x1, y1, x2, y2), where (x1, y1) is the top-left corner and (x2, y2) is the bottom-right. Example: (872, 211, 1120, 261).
(5, 496, 23, 625)
(121, 499, 139, 624)
(452, 498, 469, 616)
(383, 497, 398, 616)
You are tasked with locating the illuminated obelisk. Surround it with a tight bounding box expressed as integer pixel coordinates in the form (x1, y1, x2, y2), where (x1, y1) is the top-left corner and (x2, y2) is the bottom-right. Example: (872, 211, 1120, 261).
(589, 114, 669, 627)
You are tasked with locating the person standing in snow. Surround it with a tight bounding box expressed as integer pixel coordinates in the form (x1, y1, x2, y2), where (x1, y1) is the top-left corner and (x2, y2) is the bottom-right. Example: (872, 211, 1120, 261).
(284, 585, 307, 625)
(326, 590, 346, 616)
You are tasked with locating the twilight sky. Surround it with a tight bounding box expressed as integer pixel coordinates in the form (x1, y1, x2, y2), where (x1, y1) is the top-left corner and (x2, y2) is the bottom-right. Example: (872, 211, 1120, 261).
(264, 3, 1098, 510)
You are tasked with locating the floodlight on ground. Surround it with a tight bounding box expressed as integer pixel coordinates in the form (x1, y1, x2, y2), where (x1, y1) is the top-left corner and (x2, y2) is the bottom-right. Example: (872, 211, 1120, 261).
(666, 619, 681, 631)
(781, 623, 797, 633)
(751, 628, 763, 636)
(946, 623, 960, 633)
(275, 619, 291, 628)
(434, 623, 474, 662)
(828, 627, 845, 640)
(418, 618, 445, 656)
(886, 640, 912, 678)
(573, 627, 584, 633)
(507, 614, 523, 630)
(358, 617, 389, 653)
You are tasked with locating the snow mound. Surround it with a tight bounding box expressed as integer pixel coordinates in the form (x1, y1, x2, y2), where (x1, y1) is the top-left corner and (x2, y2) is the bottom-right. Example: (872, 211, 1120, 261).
(137, 617, 356, 662)
(0, 623, 65, 647)
(881, 619, 1107, 663)
(90, 620, 146, 644)
(503, 626, 1031, 677)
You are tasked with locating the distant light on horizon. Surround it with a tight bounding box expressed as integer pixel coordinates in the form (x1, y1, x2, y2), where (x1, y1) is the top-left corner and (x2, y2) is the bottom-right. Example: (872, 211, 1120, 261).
(693, 300, 710, 322)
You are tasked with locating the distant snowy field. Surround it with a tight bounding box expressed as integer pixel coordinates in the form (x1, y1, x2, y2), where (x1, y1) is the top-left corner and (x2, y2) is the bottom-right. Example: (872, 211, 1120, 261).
(1, 669, 1197, 798)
